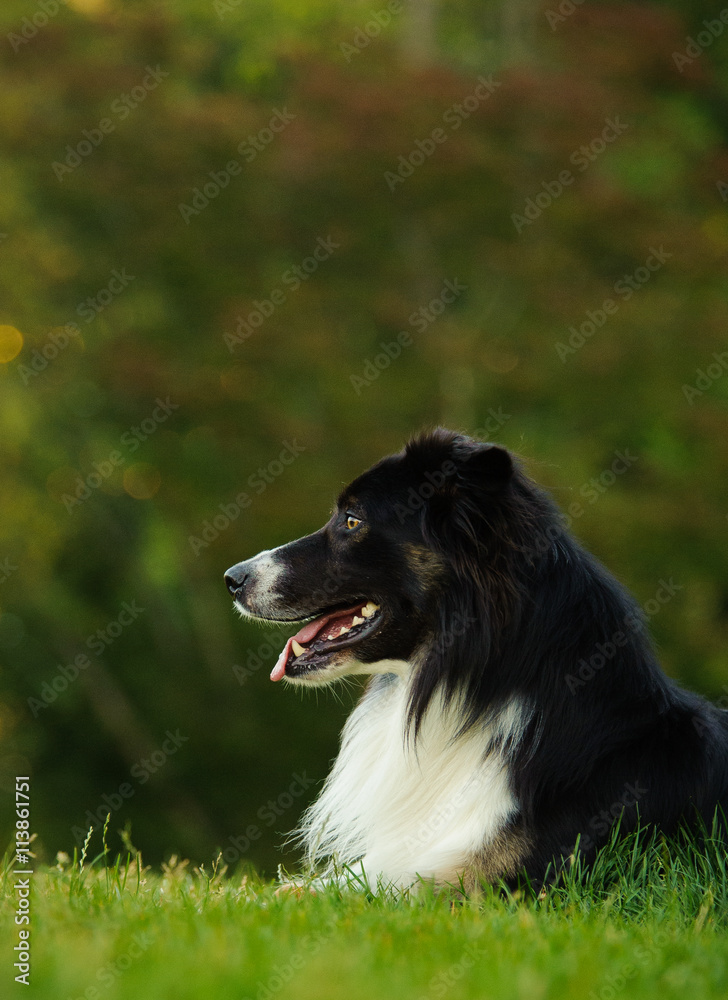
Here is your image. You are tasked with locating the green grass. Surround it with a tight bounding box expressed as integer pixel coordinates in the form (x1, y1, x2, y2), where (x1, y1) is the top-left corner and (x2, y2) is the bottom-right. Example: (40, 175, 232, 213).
(2, 822, 728, 1000)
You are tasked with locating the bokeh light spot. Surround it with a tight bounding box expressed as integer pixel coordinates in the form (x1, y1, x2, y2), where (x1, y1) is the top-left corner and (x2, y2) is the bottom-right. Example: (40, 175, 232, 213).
(123, 463, 161, 499)
(483, 339, 519, 373)
(0, 325, 24, 363)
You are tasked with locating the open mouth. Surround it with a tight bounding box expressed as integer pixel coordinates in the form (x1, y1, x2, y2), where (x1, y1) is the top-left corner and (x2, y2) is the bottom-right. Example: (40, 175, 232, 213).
(271, 600, 382, 682)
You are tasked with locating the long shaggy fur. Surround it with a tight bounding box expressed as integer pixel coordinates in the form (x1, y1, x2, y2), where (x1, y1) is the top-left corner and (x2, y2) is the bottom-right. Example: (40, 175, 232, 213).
(227, 428, 728, 890)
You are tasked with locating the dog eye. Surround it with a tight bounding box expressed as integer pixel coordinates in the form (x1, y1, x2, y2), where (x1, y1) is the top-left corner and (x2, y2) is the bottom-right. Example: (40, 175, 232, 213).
(346, 515, 361, 530)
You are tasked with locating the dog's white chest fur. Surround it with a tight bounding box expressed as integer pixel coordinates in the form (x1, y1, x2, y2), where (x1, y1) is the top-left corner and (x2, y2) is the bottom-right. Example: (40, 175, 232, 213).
(298, 671, 526, 889)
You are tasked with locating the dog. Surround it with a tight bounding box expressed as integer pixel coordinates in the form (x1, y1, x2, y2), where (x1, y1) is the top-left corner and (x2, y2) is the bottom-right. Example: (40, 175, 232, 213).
(224, 428, 728, 891)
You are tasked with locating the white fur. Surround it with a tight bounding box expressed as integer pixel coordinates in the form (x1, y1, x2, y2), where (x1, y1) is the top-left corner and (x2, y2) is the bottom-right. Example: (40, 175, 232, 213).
(296, 671, 529, 890)
(284, 655, 410, 687)
(233, 548, 285, 619)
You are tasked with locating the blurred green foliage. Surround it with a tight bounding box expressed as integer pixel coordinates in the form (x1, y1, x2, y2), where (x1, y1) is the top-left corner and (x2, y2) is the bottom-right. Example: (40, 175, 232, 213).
(0, 0, 727, 873)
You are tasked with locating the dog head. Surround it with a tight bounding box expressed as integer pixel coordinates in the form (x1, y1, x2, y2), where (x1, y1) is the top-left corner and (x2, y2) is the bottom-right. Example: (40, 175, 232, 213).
(225, 429, 515, 686)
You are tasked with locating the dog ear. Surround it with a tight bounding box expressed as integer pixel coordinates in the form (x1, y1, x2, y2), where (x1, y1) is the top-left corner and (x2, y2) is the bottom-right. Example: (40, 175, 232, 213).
(451, 440, 513, 492)
(404, 429, 513, 501)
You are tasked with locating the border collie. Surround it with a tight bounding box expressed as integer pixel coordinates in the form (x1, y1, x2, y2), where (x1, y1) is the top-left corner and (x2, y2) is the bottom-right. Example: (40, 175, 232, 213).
(224, 429, 728, 891)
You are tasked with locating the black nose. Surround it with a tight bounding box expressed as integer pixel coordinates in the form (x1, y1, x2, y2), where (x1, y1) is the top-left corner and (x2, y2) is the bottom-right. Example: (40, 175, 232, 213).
(224, 563, 249, 595)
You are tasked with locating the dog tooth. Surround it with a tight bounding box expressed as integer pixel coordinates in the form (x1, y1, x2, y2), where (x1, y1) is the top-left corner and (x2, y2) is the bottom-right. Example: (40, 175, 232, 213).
(291, 640, 306, 657)
(352, 616, 364, 626)
(361, 602, 379, 618)
(337, 626, 351, 636)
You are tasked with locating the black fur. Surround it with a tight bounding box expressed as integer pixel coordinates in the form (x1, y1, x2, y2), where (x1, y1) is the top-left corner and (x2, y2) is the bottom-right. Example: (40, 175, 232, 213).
(227, 428, 728, 883)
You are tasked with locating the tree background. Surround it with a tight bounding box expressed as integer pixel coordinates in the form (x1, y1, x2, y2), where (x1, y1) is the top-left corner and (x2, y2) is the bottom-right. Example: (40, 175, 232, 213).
(0, 0, 727, 874)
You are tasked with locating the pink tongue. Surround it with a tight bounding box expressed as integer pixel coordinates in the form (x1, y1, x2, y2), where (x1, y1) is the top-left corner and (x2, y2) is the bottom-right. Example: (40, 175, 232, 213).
(270, 638, 293, 682)
(293, 614, 336, 645)
(269, 604, 366, 683)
